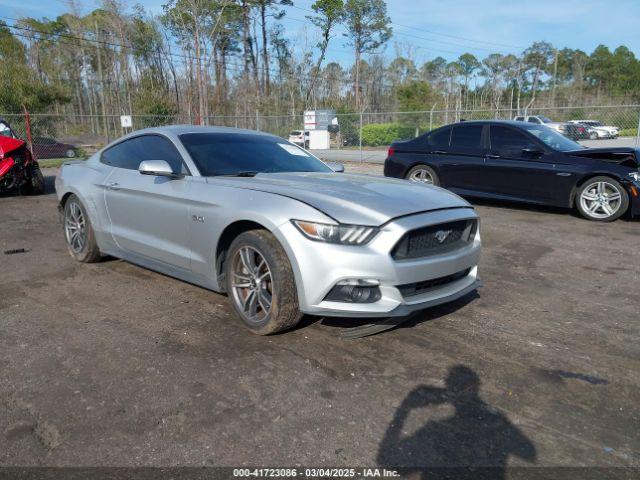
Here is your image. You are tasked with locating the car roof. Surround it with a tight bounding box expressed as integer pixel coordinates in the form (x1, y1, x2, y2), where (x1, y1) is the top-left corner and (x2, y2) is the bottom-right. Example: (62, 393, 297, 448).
(439, 120, 533, 128)
(131, 124, 273, 137)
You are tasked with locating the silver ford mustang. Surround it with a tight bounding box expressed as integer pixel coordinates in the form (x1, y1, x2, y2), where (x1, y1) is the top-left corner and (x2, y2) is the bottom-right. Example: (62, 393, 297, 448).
(55, 126, 482, 335)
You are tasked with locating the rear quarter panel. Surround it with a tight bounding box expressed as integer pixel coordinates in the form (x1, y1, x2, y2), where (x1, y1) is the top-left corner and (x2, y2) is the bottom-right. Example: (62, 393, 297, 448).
(385, 138, 431, 179)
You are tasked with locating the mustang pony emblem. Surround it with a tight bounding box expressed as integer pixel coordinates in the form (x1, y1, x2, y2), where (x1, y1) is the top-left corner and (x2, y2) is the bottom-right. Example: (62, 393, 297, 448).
(435, 229, 452, 244)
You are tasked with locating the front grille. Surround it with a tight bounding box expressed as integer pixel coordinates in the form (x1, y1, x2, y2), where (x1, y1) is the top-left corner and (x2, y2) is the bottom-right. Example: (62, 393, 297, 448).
(397, 268, 471, 298)
(391, 219, 477, 260)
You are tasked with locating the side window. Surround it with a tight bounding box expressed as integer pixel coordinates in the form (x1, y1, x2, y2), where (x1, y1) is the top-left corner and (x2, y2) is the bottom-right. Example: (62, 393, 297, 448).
(527, 117, 541, 124)
(428, 127, 451, 149)
(101, 137, 146, 170)
(138, 135, 187, 174)
(450, 124, 483, 151)
(514, 116, 524, 122)
(490, 126, 537, 158)
(101, 135, 187, 173)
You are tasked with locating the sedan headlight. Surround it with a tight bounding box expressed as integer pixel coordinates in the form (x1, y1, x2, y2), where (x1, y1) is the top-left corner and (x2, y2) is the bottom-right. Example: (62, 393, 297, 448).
(292, 220, 379, 245)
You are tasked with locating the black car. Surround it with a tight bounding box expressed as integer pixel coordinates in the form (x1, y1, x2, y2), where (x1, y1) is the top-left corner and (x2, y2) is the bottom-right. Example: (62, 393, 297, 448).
(384, 120, 640, 222)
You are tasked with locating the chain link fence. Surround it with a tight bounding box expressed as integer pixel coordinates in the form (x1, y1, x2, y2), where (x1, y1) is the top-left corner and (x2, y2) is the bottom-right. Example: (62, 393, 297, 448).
(1, 105, 639, 162)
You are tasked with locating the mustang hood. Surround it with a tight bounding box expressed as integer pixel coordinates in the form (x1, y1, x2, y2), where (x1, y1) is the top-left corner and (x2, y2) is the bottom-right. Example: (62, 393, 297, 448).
(209, 172, 471, 225)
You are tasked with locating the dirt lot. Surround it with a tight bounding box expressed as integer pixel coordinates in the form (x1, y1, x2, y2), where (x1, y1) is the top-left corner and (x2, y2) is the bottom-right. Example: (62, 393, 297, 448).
(1, 167, 639, 472)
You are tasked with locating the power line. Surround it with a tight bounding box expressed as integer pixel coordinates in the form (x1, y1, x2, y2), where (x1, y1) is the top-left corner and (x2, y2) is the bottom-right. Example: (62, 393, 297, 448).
(284, 3, 523, 54)
(2, 19, 400, 89)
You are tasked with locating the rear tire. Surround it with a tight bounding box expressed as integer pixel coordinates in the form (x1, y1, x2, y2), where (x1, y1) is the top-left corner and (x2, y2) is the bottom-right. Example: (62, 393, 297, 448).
(406, 165, 439, 186)
(65, 149, 76, 158)
(225, 230, 302, 335)
(63, 194, 102, 262)
(575, 176, 628, 222)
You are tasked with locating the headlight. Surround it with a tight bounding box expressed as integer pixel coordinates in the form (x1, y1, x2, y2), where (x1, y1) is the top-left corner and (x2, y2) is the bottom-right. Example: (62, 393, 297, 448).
(629, 172, 640, 182)
(292, 220, 379, 245)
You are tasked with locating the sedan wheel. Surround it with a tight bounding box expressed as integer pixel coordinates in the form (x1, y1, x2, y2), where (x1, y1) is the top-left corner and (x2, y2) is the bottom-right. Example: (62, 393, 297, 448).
(65, 149, 76, 158)
(225, 230, 302, 334)
(406, 165, 439, 186)
(577, 177, 628, 222)
(231, 246, 273, 324)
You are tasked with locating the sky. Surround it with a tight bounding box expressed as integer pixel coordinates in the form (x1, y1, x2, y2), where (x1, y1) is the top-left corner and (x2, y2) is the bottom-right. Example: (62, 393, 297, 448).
(2, 0, 639, 66)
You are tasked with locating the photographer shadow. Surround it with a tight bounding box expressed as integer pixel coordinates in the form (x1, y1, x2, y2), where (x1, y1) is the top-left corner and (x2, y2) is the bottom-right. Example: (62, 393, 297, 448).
(377, 366, 536, 479)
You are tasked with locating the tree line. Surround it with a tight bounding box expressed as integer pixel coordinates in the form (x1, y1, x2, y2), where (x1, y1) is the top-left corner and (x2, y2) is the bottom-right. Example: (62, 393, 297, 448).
(1, 0, 639, 134)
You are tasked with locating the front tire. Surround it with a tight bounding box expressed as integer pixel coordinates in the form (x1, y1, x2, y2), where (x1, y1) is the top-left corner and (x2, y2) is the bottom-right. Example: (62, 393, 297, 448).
(225, 230, 302, 335)
(576, 176, 628, 222)
(21, 164, 45, 195)
(406, 165, 439, 186)
(63, 194, 101, 262)
(65, 149, 76, 158)
(29, 164, 45, 194)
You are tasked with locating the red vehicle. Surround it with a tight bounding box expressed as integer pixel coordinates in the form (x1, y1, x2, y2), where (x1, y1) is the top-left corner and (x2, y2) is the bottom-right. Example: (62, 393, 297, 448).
(0, 119, 45, 195)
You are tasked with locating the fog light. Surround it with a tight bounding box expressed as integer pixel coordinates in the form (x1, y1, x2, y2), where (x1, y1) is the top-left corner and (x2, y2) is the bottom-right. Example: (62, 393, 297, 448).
(325, 280, 382, 303)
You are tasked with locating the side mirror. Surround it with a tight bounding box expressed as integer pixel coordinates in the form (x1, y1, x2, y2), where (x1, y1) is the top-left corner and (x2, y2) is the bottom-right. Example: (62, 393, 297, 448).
(325, 161, 344, 173)
(139, 160, 182, 178)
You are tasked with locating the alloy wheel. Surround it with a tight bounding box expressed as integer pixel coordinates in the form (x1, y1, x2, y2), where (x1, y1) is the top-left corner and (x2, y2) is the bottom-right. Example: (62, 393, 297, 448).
(230, 246, 273, 324)
(579, 181, 622, 219)
(65, 202, 86, 253)
(409, 168, 434, 184)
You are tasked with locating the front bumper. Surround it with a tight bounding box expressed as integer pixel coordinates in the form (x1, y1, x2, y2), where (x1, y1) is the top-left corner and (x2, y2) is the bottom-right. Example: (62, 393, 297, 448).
(628, 181, 640, 217)
(275, 208, 482, 318)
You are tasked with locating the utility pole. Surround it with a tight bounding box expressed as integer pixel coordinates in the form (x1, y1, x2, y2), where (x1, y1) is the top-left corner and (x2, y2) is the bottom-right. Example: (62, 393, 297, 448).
(552, 49, 559, 108)
(94, 20, 109, 142)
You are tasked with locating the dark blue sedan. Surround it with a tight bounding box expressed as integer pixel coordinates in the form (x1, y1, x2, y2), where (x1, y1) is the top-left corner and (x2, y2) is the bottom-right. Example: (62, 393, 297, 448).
(384, 120, 640, 222)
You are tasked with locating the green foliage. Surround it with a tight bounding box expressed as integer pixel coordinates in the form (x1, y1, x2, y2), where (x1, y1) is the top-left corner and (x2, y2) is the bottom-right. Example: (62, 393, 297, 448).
(134, 77, 178, 118)
(396, 80, 434, 111)
(343, 0, 392, 53)
(0, 22, 68, 113)
(308, 0, 345, 35)
(361, 122, 415, 146)
(618, 128, 638, 137)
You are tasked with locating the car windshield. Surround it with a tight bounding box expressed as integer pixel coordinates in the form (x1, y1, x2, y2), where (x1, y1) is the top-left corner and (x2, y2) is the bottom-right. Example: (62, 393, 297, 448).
(290, 131, 302, 135)
(179, 133, 332, 176)
(519, 124, 584, 151)
(538, 115, 553, 123)
(0, 122, 13, 138)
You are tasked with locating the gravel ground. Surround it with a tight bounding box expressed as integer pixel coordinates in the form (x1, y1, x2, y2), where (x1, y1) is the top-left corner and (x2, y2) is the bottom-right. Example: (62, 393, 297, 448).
(1, 167, 639, 473)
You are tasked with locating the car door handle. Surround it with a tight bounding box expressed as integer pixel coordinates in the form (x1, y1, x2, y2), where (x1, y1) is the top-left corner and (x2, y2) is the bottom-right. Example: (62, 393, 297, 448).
(431, 150, 447, 155)
(106, 182, 120, 191)
(485, 154, 501, 159)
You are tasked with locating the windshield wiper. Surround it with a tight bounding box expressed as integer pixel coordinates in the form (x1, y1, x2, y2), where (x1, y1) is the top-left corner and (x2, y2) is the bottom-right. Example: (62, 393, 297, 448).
(210, 171, 260, 177)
